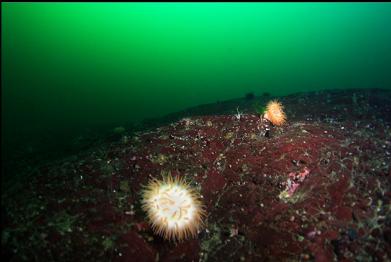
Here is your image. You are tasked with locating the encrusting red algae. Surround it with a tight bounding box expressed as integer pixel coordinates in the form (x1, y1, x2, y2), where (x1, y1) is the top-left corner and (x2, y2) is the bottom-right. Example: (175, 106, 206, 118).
(2, 89, 390, 261)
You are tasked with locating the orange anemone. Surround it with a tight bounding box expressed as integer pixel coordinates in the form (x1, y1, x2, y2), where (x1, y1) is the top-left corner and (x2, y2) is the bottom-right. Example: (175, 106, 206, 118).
(263, 100, 287, 126)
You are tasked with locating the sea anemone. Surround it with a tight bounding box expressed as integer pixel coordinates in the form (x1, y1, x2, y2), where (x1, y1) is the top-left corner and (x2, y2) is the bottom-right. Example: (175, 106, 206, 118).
(263, 100, 287, 126)
(141, 174, 205, 241)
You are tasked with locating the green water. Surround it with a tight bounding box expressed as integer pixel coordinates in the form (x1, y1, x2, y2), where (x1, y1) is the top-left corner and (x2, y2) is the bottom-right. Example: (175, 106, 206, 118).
(2, 3, 391, 179)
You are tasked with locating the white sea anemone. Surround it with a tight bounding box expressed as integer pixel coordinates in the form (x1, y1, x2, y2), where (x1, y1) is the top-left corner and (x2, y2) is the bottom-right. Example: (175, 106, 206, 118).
(141, 174, 205, 241)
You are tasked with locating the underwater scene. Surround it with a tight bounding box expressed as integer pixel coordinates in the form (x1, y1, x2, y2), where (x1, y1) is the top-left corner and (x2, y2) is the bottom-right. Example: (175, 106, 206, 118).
(1, 3, 391, 262)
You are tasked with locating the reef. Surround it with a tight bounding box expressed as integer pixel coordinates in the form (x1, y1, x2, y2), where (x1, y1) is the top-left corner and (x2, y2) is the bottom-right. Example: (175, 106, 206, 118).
(2, 88, 391, 261)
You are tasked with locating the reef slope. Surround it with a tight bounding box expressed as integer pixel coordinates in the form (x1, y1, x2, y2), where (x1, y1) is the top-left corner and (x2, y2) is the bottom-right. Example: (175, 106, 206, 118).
(2, 88, 391, 261)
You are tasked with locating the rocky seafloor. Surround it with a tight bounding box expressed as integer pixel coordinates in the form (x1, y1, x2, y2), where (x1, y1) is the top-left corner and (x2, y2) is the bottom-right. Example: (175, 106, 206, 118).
(2, 88, 391, 262)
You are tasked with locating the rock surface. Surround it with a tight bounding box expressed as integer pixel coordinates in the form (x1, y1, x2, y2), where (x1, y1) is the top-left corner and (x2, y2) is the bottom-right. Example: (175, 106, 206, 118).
(2, 88, 391, 261)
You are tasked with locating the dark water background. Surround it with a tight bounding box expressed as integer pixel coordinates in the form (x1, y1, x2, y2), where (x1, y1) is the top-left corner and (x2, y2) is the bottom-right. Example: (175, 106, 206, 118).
(2, 3, 391, 183)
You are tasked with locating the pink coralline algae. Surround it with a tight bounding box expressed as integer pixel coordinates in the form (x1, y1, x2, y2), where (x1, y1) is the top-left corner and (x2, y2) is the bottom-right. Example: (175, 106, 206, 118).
(284, 167, 311, 197)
